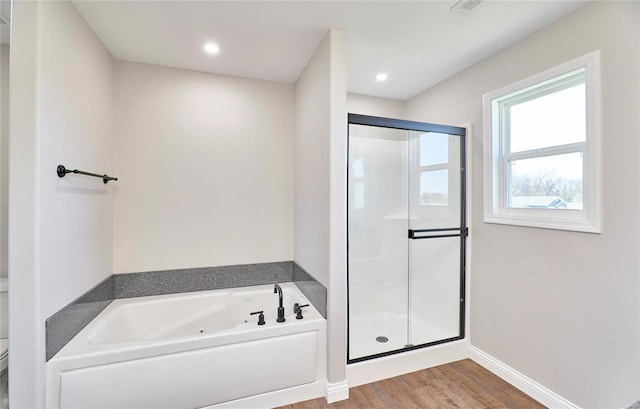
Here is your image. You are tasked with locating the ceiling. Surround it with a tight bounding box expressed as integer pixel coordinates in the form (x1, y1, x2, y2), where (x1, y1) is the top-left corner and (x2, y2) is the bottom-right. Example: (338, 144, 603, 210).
(72, 1, 590, 101)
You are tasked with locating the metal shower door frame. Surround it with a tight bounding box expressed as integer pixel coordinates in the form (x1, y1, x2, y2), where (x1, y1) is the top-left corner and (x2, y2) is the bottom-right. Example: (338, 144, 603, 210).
(346, 113, 467, 364)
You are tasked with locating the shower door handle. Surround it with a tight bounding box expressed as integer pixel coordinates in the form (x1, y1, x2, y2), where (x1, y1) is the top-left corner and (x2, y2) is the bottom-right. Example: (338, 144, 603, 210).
(408, 228, 468, 240)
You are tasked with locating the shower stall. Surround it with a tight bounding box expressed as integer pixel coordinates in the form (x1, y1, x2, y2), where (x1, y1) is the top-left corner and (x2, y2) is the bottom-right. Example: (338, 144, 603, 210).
(347, 114, 467, 363)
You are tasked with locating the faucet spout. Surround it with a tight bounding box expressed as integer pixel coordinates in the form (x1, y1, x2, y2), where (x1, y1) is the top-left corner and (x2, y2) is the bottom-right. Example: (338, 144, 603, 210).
(274, 284, 285, 322)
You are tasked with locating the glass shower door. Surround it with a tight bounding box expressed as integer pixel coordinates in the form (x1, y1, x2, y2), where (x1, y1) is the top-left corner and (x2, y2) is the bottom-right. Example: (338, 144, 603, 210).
(348, 123, 410, 361)
(407, 131, 465, 347)
(347, 114, 466, 363)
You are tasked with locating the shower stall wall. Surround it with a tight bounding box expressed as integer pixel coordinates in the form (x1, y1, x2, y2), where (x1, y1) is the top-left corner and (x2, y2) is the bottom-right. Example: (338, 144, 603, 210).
(347, 114, 467, 363)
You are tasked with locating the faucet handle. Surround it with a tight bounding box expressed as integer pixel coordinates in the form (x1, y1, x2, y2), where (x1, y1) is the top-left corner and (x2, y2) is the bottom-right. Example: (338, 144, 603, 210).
(293, 303, 309, 320)
(250, 310, 266, 325)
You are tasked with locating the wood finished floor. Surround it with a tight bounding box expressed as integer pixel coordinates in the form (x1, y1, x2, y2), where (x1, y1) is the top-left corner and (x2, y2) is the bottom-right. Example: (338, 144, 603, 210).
(277, 359, 546, 409)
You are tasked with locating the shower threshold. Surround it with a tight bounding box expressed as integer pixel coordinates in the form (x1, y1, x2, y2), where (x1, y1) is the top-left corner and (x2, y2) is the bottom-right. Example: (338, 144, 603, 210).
(348, 311, 455, 362)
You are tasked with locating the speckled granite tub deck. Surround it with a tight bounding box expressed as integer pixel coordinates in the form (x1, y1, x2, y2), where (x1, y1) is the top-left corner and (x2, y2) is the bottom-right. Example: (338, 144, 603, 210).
(45, 261, 326, 361)
(45, 276, 114, 361)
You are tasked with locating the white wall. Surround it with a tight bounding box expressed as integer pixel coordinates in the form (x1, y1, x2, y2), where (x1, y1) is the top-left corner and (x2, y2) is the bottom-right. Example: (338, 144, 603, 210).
(8, 2, 42, 405)
(295, 28, 348, 395)
(295, 36, 331, 287)
(38, 1, 114, 320)
(9, 0, 114, 405)
(347, 93, 404, 119)
(405, 2, 640, 407)
(327, 28, 348, 392)
(113, 61, 294, 273)
(0, 44, 8, 278)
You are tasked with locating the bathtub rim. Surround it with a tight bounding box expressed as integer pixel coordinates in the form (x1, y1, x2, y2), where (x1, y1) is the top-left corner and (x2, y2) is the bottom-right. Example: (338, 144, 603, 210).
(48, 282, 324, 363)
(86, 284, 308, 345)
(46, 282, 327, 408)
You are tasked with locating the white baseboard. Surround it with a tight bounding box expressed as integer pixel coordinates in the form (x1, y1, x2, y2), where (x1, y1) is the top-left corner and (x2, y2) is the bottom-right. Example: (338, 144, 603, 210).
(324, 380, 349, 403)
(469, 345, 580, 409)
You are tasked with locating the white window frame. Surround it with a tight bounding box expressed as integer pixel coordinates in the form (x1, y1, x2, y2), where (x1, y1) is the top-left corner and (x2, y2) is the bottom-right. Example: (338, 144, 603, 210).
(482, 51, 601, 233)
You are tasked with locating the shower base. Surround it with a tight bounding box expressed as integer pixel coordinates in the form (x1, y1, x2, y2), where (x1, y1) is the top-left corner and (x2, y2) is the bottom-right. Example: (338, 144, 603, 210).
(349, 311, 453, 361)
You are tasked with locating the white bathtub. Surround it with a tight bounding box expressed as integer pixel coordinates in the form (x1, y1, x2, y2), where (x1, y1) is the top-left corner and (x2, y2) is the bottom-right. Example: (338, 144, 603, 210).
(46, 282, 327, 409)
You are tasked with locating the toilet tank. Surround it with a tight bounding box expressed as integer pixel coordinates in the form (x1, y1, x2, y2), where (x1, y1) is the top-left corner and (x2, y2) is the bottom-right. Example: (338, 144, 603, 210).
(0, 277, 7, 339)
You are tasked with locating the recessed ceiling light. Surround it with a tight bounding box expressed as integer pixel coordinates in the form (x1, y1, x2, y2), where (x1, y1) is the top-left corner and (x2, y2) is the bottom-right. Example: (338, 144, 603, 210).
(376, 73, 388, 82)
(204, 43, 220, 54)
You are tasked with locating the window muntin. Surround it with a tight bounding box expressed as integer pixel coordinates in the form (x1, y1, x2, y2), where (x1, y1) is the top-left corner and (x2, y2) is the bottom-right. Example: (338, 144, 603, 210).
(483, 51, 601, 233)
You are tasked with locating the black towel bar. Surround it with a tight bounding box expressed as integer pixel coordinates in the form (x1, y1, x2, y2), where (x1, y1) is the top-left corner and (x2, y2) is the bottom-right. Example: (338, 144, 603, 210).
(56, 165, 118, 184)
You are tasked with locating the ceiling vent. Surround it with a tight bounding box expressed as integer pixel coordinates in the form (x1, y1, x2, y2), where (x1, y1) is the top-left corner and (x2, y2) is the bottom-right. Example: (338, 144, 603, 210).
(450, 0, 483, 15)
(0, 13, 8, 26)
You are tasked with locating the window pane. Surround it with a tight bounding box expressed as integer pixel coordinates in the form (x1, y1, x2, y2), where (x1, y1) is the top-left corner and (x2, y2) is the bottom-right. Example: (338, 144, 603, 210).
(420, 170, 448, 206)
(510, 83, 585, 153)
(420, 132, 449, 166)
(509, 152, 583, 210)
